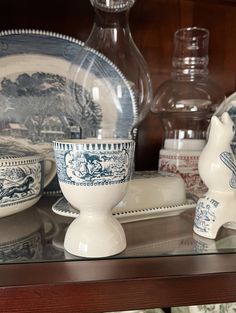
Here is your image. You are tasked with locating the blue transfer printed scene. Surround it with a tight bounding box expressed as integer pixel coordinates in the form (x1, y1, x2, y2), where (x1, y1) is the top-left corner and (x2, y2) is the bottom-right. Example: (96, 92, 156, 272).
(54, 143, 134, 186)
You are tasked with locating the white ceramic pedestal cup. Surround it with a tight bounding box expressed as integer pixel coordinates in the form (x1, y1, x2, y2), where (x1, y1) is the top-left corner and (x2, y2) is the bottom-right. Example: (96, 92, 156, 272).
(0, 152, 56, 218)
(53, 138, 135, 258)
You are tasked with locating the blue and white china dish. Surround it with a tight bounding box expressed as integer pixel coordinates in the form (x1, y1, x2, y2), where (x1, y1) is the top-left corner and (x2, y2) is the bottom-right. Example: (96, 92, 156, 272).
(0, 149, 55, 217)
(0, 29, 137, 194)
(53, 139, 135, 258)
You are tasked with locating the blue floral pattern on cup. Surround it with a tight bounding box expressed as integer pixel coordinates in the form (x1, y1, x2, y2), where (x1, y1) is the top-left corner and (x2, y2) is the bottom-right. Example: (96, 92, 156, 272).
(53, 141, 135, 186)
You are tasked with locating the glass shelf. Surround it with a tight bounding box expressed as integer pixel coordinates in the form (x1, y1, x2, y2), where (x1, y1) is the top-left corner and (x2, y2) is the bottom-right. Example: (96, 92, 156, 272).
(0, 149, 234, 310)
(2, 197, 236, 312)
(2, 196, 236, 265)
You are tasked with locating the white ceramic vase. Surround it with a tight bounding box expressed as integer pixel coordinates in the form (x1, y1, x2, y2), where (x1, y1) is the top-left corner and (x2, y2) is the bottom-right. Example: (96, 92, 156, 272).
(193, 112, 236, 239)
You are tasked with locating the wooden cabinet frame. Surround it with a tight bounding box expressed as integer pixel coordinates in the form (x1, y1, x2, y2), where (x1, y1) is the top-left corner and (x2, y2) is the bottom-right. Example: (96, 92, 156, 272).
(1, 254, 236, 312)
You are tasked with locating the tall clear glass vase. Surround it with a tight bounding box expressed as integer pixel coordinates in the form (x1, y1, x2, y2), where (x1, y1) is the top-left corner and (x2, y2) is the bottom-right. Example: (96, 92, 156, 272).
(87, 0, 153, 133)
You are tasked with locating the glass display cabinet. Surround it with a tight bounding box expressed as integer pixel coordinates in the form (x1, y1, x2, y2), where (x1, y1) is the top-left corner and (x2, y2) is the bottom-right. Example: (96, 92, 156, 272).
(0, 0, 236, 312)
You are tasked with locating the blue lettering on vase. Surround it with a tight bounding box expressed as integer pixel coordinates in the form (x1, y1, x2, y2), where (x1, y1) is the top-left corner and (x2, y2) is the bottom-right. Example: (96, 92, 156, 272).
(194, 197, 218, 233)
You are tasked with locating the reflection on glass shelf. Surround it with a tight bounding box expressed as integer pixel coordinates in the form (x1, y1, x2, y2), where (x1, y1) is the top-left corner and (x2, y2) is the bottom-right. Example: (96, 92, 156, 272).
(120, 210, 236, 257)
(0, 200, 64, 263)
(1, 196, 236, 264)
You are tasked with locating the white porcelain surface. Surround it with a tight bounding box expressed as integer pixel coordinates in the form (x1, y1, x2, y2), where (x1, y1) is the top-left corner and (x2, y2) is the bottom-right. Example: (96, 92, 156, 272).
(164, 139, 206, 150)
(65, 208, 126, 257)
(0, 151, 55, 218)
(53, 138, 135, 258)
(194, 112, 236, 239)
(116, 172, 186, 210)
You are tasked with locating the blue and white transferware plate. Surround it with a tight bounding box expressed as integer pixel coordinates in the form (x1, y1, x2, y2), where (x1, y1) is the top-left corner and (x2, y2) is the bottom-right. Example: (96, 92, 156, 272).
(52, 197, 196, 224)
(0, 29, 138, 194)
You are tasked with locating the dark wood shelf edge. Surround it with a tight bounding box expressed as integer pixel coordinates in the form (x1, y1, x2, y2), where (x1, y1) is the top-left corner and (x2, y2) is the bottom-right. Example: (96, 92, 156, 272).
(0, 254, 236, 312)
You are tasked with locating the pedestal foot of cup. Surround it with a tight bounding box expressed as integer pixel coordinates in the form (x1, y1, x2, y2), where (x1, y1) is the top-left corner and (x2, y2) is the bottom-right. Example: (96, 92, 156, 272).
(64, 214, 126, 258)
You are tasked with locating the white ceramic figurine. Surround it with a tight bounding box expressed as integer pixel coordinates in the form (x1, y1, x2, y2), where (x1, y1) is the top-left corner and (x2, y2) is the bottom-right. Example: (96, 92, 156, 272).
(193, 112, 236, 239)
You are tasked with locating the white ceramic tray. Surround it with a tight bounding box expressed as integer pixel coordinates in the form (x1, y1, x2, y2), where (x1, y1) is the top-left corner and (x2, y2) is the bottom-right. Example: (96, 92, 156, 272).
(52, 196, 196, 224)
